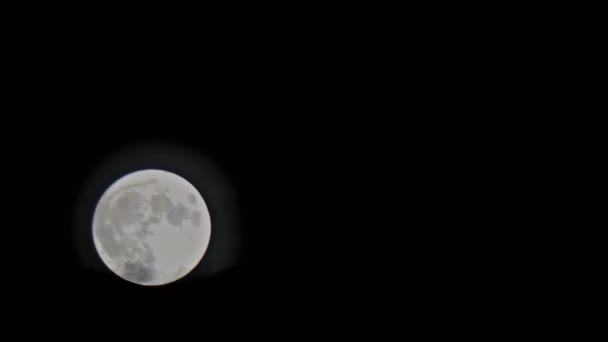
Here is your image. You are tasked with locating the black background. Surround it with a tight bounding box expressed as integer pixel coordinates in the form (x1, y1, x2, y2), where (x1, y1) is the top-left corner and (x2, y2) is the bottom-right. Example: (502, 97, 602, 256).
(1, 96, 607, 336)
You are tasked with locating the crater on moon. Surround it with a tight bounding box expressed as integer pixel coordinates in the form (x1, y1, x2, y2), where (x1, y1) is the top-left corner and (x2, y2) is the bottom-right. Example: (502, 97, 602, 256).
(92, 169, 211, 286)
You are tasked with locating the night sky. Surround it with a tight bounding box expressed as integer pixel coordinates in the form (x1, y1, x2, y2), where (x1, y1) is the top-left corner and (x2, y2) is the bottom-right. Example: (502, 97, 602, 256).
(1, 96, 606, 336)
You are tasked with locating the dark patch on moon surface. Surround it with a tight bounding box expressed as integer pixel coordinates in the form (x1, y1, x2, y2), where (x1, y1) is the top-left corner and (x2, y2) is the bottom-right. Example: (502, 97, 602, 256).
(166, 204, 189, 226)
(112, 190, 146, 225)
(150, 192, 173, 212)
(122, 261, 156, 284)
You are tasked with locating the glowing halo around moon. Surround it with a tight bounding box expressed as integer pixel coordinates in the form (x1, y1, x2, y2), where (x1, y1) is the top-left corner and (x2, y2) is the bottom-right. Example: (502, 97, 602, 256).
(92, 169, 211, 286)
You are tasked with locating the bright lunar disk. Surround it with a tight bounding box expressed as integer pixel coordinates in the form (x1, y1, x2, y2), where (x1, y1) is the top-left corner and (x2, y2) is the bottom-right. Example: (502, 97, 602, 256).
(92, 169, 211, 286)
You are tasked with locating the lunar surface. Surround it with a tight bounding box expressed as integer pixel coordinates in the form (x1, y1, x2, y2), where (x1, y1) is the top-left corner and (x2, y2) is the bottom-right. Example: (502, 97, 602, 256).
(92, 169, 211, 285)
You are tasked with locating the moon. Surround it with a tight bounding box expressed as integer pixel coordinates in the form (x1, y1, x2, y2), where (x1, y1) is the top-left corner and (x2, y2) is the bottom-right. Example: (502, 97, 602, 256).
(92, 169, 211, 286)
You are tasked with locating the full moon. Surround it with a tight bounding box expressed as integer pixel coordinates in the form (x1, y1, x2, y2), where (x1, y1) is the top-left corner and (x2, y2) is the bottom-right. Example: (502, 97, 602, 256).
(92, 169, 211, 286)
